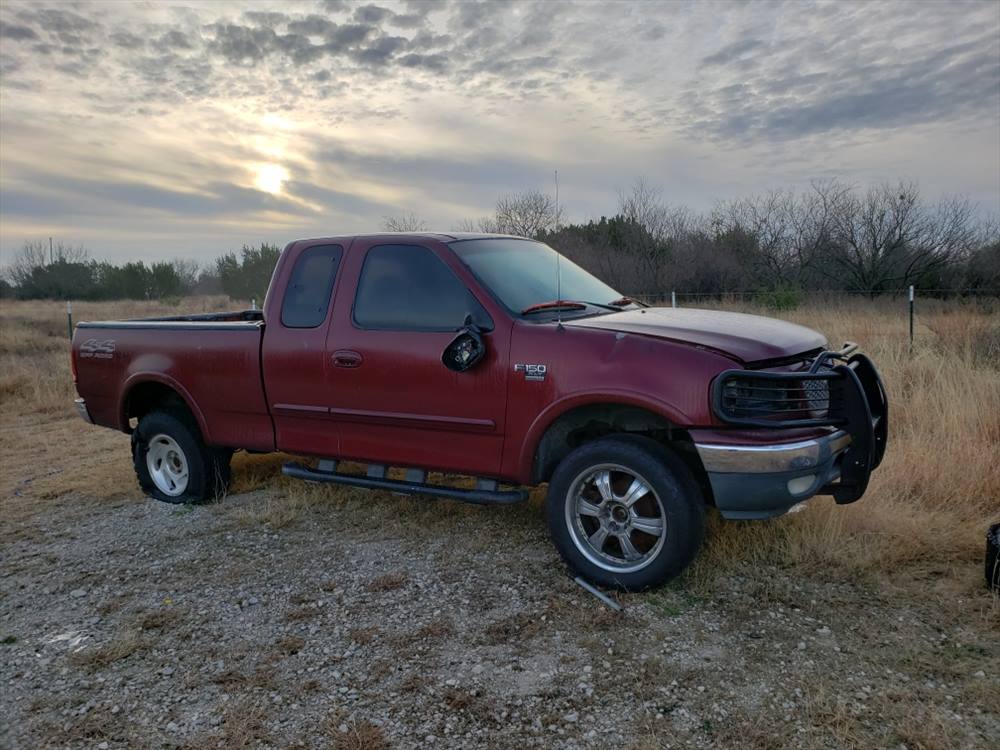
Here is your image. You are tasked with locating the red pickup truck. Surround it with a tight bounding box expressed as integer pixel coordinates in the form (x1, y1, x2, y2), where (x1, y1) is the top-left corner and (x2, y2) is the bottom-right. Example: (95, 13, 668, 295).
(71, 233, 887, 590)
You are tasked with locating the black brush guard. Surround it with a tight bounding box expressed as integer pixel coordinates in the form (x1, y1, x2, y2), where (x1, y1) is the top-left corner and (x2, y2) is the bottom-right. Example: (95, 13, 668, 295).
(710, 345, 888, 504)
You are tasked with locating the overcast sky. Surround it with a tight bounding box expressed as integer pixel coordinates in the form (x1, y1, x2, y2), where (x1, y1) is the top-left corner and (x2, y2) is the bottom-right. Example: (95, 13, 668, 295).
(1, 0, 998, 263)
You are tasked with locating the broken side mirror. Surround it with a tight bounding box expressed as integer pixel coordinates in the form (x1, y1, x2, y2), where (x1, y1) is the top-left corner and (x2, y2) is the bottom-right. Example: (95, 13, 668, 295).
(442, 317, 487, 372)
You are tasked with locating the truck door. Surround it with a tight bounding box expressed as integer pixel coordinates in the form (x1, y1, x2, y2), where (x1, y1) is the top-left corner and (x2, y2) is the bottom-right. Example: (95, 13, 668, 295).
(261, 242, 345, 457)
(325, 239, 510, 477)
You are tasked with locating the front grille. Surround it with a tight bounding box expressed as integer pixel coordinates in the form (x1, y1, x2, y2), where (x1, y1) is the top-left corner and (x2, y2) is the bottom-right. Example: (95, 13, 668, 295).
(715, 370, 846, 427)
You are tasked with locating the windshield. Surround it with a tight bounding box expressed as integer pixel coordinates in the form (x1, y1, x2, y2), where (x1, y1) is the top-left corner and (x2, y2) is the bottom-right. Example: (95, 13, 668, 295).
(449, 238, 623, 316)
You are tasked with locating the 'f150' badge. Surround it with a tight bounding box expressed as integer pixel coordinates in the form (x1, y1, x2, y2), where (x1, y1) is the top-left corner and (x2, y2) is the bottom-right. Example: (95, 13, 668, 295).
(514, 363, 547, 381)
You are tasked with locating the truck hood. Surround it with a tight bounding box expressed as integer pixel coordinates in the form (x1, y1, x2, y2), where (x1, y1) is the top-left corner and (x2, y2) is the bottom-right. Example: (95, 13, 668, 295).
(566, 307, 826, 363)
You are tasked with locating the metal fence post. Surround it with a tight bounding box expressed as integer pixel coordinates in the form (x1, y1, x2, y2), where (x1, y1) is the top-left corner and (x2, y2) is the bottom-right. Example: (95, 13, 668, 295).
(67, 301, 73, 340)
(671, 290, 676, 308)
(908, 285, 914, 350)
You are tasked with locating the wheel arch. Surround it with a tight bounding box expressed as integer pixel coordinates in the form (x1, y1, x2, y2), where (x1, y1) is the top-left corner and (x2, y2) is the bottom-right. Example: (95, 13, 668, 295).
(523, 395, 712, 503)
(118, 374, 209, 442)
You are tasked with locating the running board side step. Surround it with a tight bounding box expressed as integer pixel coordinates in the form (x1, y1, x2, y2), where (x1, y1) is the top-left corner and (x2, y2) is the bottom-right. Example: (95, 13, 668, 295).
(281, 461, 528, 505)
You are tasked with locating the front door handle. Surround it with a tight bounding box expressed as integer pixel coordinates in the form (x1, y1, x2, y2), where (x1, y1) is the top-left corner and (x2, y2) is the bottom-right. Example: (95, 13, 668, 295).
(332, 350, 363, 368)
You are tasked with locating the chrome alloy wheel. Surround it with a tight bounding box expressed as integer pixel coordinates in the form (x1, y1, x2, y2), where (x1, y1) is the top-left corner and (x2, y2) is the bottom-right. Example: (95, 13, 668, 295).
(146, 433, 189, 497)
(564, 464, 666, 573)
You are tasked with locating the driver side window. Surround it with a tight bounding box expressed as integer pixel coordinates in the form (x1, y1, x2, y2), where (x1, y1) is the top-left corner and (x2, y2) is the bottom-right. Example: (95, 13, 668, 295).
(353, 244, 492, 331)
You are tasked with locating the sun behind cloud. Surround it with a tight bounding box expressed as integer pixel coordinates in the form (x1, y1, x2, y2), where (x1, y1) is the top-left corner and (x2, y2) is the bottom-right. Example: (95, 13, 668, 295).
(254, 163, 289, 195)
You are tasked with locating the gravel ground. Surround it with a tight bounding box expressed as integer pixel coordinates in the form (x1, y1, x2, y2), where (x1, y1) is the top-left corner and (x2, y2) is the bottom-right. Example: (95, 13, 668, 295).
(3, 476, 998, 749)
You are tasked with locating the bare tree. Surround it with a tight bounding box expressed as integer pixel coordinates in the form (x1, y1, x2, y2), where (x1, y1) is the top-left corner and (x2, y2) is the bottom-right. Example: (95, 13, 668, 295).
(615, 178, 691, 289)
(381, 211, 428, 232)
(170, 258, 201, 291)
(789, 180, 853, 286)
(493, 189, 562, 238)
(826, 182, 977, 293)
(7, 240, 89, 287)
(712, 190, 797, 286)
(456, 216, 500, 233)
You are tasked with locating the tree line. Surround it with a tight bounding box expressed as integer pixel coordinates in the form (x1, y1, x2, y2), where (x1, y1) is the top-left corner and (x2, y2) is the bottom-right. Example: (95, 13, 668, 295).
(3, 179, 997, 303)
(1, 240, 281, 302)
(441, 179, 999, 299)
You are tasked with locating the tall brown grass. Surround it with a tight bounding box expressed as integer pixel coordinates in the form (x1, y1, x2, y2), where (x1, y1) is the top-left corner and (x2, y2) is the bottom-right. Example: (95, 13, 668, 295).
(694, 296, 1000, 588)
(0, 296, 236, 417)
(1, 295, 997, 588)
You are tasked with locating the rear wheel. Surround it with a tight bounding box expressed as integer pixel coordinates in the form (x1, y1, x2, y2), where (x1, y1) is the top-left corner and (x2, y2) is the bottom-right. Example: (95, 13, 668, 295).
(132, 409, 231, 504)
(546, 435, 705, 591)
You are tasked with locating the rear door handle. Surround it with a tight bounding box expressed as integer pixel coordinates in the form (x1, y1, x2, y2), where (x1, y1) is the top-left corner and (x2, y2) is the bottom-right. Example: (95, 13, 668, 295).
(332, 350, 363, 368)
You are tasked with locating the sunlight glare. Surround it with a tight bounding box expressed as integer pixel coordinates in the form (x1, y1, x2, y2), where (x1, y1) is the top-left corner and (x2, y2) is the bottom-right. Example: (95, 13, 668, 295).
(254, 163, 289, 194)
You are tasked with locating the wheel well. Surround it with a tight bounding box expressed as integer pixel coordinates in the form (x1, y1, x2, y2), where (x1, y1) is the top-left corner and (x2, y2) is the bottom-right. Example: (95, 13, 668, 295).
(531, 403, 715, 506)
(123, 381, 191, 430)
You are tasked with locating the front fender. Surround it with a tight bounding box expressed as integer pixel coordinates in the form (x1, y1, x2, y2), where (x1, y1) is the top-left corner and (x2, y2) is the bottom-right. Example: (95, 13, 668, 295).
(514, 389, 693, 484)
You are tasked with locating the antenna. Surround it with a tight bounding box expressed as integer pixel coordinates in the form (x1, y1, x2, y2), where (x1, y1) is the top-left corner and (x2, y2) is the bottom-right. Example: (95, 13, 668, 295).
(554, 168, 563, 329)
(554, 169, 559, 231)
(556, 248, 563, 329)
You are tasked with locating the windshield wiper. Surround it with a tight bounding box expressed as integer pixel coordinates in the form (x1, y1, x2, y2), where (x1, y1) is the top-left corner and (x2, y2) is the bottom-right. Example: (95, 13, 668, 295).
(608, 296, 636, 307)
(521, 300, 588, 315)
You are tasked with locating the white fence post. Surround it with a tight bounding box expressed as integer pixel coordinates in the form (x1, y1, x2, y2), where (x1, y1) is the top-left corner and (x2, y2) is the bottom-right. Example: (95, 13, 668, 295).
(671, 291, 676, 308)
(909, 285, 914, 350)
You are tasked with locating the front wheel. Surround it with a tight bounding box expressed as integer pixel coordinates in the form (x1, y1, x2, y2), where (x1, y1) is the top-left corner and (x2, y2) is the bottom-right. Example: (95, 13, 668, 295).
(132, 409, 231, 504)
(545, 436, 705, 591)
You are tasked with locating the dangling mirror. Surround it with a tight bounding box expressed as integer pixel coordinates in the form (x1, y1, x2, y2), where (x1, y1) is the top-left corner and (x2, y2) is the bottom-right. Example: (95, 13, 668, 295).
(442, 317, 487, 372)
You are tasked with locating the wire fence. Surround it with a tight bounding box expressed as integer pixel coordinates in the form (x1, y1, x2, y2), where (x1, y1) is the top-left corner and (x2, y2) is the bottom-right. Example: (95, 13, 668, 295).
(628, 288, 1000, 304)
(626, 287, 999, 349)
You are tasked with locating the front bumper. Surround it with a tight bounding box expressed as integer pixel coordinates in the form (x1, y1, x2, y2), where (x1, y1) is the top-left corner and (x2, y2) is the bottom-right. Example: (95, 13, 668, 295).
(74, 397, 94, 424)
(696, 431, 852, 519)
(698, 351, 888, 520)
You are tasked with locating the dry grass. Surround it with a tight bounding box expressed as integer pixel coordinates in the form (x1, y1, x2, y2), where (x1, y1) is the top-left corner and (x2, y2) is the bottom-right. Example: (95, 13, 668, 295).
(2, 295, 997, 599)
(367, 571, 409, 592)
(0, 295, 235, 419)
(329, 718, 388, 750)
(687, 296, 1000, 591)
(67, 629, 147, 672)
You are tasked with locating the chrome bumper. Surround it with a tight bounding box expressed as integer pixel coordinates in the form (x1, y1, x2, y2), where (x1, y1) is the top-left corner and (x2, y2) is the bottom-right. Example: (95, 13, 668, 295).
(74, 397, 94, 424)
(695, 431, 851, 474)
(694, 431, 853, 520)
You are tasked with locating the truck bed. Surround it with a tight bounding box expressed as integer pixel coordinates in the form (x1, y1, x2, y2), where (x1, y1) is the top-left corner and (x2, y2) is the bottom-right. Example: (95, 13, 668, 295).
(76, 309, 264, 328)
(72, 310, 273, 452)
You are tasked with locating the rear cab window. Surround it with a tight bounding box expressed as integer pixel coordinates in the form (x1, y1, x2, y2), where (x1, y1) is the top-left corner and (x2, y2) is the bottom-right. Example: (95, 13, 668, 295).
(281, 244, 343, 328)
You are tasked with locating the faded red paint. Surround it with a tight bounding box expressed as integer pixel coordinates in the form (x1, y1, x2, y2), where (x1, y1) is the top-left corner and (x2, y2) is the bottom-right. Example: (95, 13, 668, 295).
(72, 233, 831, 486)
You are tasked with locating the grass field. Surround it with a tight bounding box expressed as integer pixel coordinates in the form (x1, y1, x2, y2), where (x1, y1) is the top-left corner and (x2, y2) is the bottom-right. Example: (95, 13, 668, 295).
(1, 294, 998, 748)
(3, 294, 997, 583)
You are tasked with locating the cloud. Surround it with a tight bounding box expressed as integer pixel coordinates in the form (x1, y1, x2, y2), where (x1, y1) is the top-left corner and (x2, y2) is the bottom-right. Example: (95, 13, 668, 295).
(680, 23, 1000, 142)
(701, 37, 765, 66)
(15, 7, 97, 35)
(109, 30, 144, 50)
(154, 30, 194, 51)
(0, 0, 997, 262)
(207, 23, 277, 65)
(353, 4, 391, 24)
(397, 52, 448, 72)
(0, 22, 37, 41)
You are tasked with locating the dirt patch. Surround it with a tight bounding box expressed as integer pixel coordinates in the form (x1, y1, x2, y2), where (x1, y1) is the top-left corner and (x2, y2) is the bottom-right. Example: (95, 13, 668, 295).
(2, 479, 997, 749)
(1, 298, 998, 748)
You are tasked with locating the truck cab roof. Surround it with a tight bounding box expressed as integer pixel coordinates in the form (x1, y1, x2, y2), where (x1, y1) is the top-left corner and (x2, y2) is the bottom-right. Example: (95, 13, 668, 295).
(288, 232, 529, 245)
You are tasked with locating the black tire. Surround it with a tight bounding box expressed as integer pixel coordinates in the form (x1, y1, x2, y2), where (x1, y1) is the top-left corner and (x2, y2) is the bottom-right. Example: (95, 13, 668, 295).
(987, 523, 1000, 592)
(545, 435, 705, 592)
(132, 409, 231, 504)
